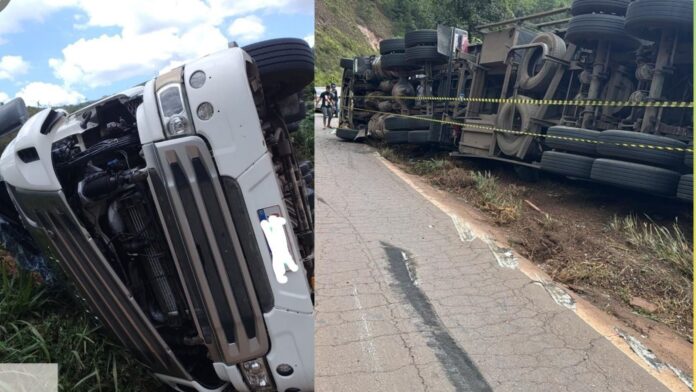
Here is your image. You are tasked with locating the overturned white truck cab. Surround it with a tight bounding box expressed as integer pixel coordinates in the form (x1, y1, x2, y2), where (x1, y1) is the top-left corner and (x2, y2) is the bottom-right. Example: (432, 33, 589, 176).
(0, 38, 315, 392)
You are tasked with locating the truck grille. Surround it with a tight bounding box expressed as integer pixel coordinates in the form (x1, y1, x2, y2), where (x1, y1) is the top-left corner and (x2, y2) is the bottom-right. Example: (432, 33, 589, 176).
(144, 137, 270, 364)
(10, 187, 190, 380)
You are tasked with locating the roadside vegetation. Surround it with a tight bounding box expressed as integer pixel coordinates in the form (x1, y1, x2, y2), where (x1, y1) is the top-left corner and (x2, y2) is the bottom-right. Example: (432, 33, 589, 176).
(379, 146, 693, 337)
(0, 255, 163, 391)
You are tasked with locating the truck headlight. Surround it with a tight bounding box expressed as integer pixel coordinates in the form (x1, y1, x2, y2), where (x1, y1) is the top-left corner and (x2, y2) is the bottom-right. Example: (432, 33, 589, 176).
(155, 68, 194, 137)
(240, 358, 274, 391)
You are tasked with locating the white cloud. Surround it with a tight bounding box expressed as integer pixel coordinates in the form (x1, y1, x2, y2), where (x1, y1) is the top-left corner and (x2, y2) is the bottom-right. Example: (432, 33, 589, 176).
(2, 0, 312, 91)
(49, 25, 229, 88)
(16, 82, 85, 107)
(227, 15, 266, 42)
(304, 34, 314, 48)
(0, 56, 29, 80)
(0, 91, 9, 103)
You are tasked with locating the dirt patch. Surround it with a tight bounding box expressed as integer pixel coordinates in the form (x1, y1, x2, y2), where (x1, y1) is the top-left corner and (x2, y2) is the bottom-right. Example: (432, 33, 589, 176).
(357, 25, 380, 51)
(379, 145, 693, 341)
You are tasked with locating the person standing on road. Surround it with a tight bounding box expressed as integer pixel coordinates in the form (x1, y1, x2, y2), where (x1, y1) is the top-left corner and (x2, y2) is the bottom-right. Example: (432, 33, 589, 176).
(316, 85, 334, 129)
(330, 83, 339, 121)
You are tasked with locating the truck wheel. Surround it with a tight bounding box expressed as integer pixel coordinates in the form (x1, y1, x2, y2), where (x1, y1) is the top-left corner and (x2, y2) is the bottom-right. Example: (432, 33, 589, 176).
(380, 38, 405, 55)
(384, 116, 432, 130)
(243, 38, 313, 100)
(677, 174, 693, 201)
(625, 0, 693, 42)
(381, 53, 416, 71)
(565, 14, 639, 50)
(540, 151, 595, 179)
(544, 126, 600, 155)
(596, 130, 686, 168)
(495, 95, 538, 157)
(405, 46, 448, 64)
(340, 58, 354, 69)
(405, 30, 438, 47)
(519, 32, 566, 92)
(571, 0, 630, 16)
(407, 130, 432, 144)
(336, 128, 359, 141)
(385, 130, 409, 144)
(590, 158, 681, 195)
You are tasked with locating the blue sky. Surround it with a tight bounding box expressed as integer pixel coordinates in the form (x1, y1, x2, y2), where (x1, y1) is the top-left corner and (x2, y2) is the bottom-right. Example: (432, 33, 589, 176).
(0, 0, 314, 106)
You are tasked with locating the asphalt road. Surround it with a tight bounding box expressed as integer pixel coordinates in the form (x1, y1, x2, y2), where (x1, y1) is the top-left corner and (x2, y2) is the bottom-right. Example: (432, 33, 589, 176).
(314, 116, 670, 392)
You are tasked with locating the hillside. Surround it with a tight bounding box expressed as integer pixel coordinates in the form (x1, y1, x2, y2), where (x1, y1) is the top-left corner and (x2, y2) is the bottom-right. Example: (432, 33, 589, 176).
(315, 0, 572, 86)
(316, 0, 395, 86)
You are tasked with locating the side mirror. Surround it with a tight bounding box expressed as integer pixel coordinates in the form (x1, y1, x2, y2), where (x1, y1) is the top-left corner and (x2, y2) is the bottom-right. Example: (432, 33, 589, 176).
(0, 98, 28, 137)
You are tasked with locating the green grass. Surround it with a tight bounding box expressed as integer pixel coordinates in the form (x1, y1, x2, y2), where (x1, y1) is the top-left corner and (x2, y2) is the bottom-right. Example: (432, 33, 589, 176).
(470, 171, 524, 224)
(0, 259, 163, 392)
(608, 214, 693, 279)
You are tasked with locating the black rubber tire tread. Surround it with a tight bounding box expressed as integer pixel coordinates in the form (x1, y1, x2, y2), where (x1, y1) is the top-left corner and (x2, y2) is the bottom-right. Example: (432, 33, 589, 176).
(540, 151, 595, 178)
(544, 126, 600, 155)
(625, 0, 693, 42)
(519, 33, 566, 92)
(565, 14, 639, 50)
(407, 130, 431, 144)
(685, 142, 693, 168)
(405, 30, 438, 47)
(379, 38, 405, 55)
(571, 0, 630, 16)
(590, 158, 680, 195)
(243, 38, 313, 99)
(336, 128, 359, 141)
(677, 174, 693, 201)
(381, 53, 412, 70)
(405, 45, 448, 65)
(596, 130, 686, 168)
(385, 130, 409, 144)
(340, 58, 354, 69)
(384, 116, 432, 131)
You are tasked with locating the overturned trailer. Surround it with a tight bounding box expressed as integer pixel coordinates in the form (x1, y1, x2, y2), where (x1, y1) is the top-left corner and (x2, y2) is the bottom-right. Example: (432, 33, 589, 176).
(337, 0, 693, 200)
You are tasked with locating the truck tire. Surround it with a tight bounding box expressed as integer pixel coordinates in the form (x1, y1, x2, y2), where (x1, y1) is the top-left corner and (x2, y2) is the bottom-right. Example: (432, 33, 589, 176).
(571, 0, 630, 16)
(677, 174, 692, 201)
(685, 142, 693, 168)
(596, 130, 686, 168)
(381, 53, 413, 70)
(540, 151, 595, 178)
(384, 116, 432, 130)
(625, 0, 693, 42)
(519, 32, 566, 92)
(590, 158, 680, 195)
(405, 45, 448, 64)
(544, 126, 600, 155)
(380, 38, 405, 55)
(340, 58, 354, 69)
(242, 38, 313, 99)
(407, 130, 431, 144)
(336, 128, 359, 141)
(565, 14, 639, 50)
(385, 130, 409, 144)
(405, 30, 438, 47)
(495, 95, 538, 157)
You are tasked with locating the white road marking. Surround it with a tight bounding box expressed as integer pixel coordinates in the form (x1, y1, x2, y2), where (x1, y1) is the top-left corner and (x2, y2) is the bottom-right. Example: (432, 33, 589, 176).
(353, 286, 381, 371)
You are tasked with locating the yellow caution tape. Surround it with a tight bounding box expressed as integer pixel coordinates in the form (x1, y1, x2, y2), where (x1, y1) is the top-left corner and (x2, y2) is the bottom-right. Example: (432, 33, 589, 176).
(352, 107, 694, 153)
(351, 95, 695, 108)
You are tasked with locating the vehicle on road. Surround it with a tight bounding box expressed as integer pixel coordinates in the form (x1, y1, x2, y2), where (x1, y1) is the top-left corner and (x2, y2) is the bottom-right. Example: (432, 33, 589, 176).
(337, 0, 693, 200)
(0, 38, 315, 392)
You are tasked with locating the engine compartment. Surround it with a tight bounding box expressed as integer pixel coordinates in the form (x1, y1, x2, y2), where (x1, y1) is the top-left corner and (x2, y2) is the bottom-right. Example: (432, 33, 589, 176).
(51, 95, 223, 386)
